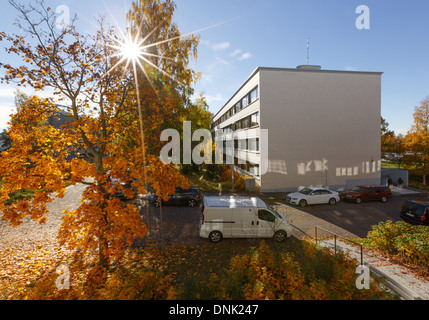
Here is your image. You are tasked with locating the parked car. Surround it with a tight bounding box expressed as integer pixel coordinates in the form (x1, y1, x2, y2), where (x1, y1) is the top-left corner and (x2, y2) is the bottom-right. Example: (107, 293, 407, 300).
(339, 185, 392, 204)
(149, 187, 202, 208)
(286, 187, 340, 207)
(109, 177, 136, 201)
(400, 200, 429, 226)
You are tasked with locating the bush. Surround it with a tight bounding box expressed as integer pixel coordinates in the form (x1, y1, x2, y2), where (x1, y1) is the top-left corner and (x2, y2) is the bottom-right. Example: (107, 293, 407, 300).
(367, 221, 429, 272)
(172, 241, 393, 300)
(367, 221, 414, 253)
(220, 166, 247, 192)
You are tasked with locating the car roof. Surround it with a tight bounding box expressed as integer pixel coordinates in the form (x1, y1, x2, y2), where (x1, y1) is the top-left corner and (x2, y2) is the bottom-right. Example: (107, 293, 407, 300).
(176, 187, 199, 191)
(406, 200, 429, 206)
(204, 196, 267, 209)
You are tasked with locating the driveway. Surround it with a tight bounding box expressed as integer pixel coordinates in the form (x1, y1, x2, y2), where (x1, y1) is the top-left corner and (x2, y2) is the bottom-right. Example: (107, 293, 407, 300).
(268, 191, 429, 239)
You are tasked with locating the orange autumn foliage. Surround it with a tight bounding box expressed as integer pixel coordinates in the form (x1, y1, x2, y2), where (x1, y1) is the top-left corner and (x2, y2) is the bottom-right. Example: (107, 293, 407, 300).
(0, 0, 199, 266)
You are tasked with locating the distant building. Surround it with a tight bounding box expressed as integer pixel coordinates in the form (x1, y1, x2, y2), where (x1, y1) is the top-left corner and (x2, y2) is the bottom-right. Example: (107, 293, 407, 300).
(212, 66, 383, 192)
(47, 109, 92, 162)
(47, 109, 74, 129)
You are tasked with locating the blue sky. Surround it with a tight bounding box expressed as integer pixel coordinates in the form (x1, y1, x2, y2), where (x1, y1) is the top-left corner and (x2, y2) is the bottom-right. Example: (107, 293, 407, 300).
(1, 0, 428, 135)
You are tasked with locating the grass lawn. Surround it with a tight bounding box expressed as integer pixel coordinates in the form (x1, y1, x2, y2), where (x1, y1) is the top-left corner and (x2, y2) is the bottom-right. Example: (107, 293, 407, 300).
(0, 180, 36, 205)
(381, 161, 404, 170)
(382, 162, 429, 192)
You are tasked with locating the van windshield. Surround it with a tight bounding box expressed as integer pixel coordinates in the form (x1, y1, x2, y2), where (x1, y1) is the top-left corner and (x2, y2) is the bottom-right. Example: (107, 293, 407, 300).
(266, 204, 283, 219)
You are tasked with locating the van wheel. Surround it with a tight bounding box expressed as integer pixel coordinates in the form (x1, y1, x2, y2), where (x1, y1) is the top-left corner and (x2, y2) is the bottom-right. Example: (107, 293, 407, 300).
(209, 231, 223, 243)
(274, 230, 287, 243)
(355, 197, 362, 204)
(328, 198, 337, 205)
(299, 200, 307, 208)
(188, 199, 197, 208)
(381, 196, 387, 203)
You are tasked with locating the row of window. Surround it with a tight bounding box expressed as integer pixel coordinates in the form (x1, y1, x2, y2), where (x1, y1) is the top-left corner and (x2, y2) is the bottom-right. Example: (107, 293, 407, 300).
(221, 155, 260, 176)
(222, 138, 260, 152)
(222, 112, 259, 132)
(212, 86, 259, 129)
(235, 160, 260, 176)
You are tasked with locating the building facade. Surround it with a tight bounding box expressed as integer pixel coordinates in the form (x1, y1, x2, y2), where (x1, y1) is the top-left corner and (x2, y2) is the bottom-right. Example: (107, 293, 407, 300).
(212, 66, 383, 192)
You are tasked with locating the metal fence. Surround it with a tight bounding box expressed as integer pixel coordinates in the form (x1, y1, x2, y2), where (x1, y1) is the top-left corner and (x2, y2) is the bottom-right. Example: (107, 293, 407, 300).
(314, 226, 364, 266)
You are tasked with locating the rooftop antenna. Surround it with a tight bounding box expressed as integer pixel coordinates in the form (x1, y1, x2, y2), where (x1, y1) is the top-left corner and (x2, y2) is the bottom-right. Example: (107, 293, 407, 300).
(306, 37, 310, 65)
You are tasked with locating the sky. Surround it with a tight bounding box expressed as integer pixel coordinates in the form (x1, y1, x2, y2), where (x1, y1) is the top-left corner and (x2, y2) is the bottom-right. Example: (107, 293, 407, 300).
(0, 0, 429, 135)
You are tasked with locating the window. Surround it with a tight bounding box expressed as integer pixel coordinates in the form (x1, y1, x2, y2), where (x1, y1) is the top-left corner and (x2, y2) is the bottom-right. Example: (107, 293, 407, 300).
(258, 210, 276, 223)
(249, 87, 258, 103)
(235, 102, 241, 114)
(249, 164, 260, 176)
(242, 96, 249, 109)
(238, 139, 247, 150)
(248, 138, 259, 152)
(241, 117, 250, 129)
(251, 112, 259, 127)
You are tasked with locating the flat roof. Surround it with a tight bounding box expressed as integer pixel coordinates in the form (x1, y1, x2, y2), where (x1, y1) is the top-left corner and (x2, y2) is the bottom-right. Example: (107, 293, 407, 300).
(212, 66, 383, 121)
(204, 196, 267, 209)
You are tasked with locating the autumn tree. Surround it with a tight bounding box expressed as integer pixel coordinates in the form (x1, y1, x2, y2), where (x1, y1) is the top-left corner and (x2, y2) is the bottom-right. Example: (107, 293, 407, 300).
(0, 0, 199, 266)
(404, 97, 429, 185)
(380, 117, 406, 168)
(126, 0, 201, 155)
(381, 117, 395, 158)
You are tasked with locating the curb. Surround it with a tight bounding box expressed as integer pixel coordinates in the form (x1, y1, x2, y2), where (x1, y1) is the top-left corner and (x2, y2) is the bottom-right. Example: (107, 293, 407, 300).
(366, 263, 424, 300)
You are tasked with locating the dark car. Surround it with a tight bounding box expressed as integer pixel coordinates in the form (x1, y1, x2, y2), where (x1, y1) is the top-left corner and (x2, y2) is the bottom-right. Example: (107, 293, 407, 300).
(400, 200, 429, 226)
(109, 178, 136, 201)
(149, 187, 202, 208)
(339, 185, 392, 204)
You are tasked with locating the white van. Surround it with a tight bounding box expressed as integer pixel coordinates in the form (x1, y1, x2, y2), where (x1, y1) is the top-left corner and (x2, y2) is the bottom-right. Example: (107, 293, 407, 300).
(199, 196, 293, 243)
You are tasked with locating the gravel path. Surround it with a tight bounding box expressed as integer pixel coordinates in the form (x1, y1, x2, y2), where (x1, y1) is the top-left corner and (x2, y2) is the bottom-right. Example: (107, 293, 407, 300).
(0, 184, 86, 298)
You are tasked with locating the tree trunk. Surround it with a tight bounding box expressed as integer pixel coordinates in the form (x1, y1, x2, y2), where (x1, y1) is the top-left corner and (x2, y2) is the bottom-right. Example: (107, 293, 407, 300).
(94, 151, 109, 267)
(98, 239, 109, 268)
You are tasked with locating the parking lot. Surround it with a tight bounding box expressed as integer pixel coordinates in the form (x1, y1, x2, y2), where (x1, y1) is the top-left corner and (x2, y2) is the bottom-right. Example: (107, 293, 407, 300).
(137, 189, 429, 245)
(271, 191, 428, 239)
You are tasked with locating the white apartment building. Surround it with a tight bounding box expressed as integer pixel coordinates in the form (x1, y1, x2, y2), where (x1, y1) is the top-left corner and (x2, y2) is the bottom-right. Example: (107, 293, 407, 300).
(212, 65, 383, 192)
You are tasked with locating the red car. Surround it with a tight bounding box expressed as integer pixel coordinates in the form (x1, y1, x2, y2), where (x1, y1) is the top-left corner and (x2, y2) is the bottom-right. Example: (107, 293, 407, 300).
(339, 186, 392, 204)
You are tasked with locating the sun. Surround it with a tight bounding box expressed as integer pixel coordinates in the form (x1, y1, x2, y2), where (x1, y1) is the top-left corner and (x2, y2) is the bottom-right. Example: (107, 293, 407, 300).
(119, 36, 145, 64)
